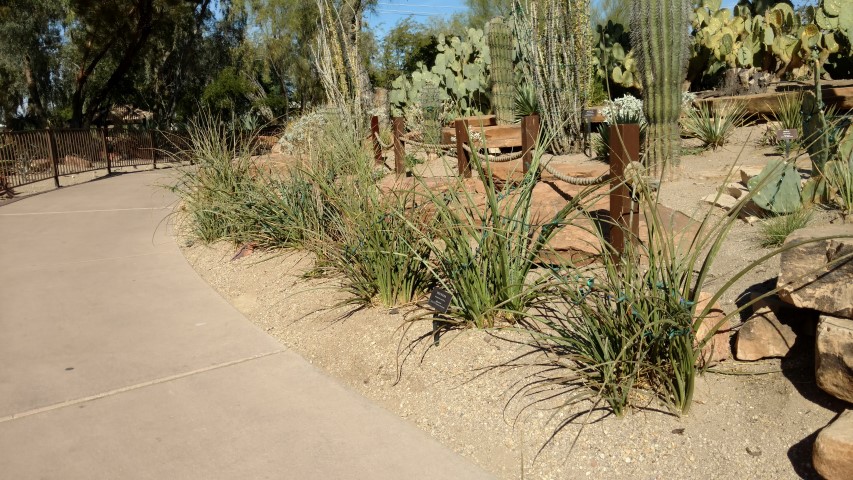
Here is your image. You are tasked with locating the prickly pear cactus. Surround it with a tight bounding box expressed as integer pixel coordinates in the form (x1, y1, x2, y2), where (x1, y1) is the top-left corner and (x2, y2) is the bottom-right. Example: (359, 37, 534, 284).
(487, 17, 515, 125)
(389, 28, 490, 118)
(748, 159, 803, 214)
(593, 21, 639, 89)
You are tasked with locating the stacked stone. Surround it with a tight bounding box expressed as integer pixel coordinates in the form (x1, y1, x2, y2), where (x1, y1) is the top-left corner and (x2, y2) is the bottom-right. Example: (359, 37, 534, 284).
(748, 224, 853, 480)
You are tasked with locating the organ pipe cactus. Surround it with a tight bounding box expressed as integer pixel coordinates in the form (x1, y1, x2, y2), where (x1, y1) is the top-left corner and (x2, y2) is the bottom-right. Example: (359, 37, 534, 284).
(420, 81, 443, 145)
(487, 17, 515, 124)
(631, 0, 691, 177)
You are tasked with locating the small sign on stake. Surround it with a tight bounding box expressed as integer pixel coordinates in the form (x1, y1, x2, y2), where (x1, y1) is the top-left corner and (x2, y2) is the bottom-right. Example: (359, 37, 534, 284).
(776, 129, 799, 159)
(427, 287, 452, 313)
(583, 109, 597, 157)
(776, 129, 799, 141)
(427, 287, 452, 346)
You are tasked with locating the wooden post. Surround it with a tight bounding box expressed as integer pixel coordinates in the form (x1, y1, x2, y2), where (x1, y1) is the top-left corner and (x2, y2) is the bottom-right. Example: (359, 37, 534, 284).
(47, 128, 60, 188)
(521, 114, 540, 175)
(370, 115, 383, 166)
(454, 119, 471, 178)
(100, 127, 111, 175)
(608, 123, 641, 258)
(392, 116, 405, 176)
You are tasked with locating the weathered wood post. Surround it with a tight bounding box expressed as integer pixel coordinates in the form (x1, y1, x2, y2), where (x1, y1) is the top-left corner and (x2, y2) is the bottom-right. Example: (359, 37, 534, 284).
(521, 114, 540, 174)
(46, 128, 60, 188)
(454, 119, 471, 178)
(608, 123, 641, 257)
(392, 116, 405, 176)
(370, 115, 383, 166)
(100, 127, 111, 175)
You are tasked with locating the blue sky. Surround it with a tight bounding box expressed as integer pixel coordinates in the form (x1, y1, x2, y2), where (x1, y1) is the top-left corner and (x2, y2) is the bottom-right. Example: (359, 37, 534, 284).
(366, 1, 467, 39)
(367, 1, 743, 40)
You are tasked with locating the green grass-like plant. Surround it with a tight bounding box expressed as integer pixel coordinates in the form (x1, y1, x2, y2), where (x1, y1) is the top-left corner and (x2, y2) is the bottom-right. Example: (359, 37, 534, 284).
(681, 101, 748, 150)
(524, 155, 845, 417)
(405, 136, 599, 328)
(825, 156, 853, 215)
(759, 208, 813, 248)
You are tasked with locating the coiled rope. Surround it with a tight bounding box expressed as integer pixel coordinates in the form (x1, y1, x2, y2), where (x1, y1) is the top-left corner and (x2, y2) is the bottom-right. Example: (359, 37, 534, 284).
(461, 143, 525, 163)
(373, 131, 393, 150)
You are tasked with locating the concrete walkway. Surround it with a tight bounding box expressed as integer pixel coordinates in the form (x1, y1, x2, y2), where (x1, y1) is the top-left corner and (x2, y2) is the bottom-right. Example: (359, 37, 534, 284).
(0, 171, 493, 479)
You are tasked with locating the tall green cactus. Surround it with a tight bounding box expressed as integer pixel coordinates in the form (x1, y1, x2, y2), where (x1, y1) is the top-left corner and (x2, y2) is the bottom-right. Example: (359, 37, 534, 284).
(631, 0, 691, 177)
(420, 81, 443, 145)
(487, 17, 514, 125)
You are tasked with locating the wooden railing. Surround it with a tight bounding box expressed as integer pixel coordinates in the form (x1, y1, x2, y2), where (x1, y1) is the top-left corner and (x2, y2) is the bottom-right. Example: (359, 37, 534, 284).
(0, 128, 187, 191)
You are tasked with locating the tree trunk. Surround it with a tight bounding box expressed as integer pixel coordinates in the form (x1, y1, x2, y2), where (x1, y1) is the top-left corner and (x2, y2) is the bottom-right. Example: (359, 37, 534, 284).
(22, 54, 45, 125)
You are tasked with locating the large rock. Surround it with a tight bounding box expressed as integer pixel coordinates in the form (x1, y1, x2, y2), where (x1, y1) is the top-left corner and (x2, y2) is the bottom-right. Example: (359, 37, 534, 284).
(735, 309, 797, 361)
(814, 410, 853, 480)
(778, 225, 853, 319)
(695, 292, 737, 366)
(816, 316, 853, 403)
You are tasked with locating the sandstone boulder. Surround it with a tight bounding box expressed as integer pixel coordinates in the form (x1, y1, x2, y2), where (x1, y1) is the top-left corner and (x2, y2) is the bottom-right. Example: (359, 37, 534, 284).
(695, 292, 737, 366)
(778, 225, 853, 318)
(816, 316, 853, 403)
(735, 309, 797, 361)
(814, 410, 853, 480)
(739, 165, 764, 185)
(702, 193, 738, 210)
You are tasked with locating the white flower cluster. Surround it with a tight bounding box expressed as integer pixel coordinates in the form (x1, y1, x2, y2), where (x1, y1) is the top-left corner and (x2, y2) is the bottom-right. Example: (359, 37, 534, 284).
(601, 94, 646, 126)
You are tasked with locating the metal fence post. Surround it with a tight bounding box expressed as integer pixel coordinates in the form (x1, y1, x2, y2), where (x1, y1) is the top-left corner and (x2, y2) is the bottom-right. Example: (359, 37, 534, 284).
(455, 119, 471, 178)
(47, 128, 60, 188)
(149, 130, 157, 168)
(100, 127, 111, 175)
(392, 116, 405, 176)
(521, 114, 540, 175)
(608, 123, 641, 258)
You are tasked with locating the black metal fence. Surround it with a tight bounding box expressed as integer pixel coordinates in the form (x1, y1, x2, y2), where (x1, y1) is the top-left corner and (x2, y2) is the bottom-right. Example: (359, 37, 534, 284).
(0, 128, 188, 190)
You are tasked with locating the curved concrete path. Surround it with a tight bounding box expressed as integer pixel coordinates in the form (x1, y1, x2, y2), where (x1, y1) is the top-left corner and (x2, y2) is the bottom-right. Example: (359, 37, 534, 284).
(0, 171, 493, 480)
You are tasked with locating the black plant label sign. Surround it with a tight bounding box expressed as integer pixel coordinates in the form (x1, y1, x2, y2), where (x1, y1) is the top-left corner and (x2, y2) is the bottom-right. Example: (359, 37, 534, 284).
(427, 288, 452, 313)
(776, 129, 799, 141)
(584, 109, 598, 120)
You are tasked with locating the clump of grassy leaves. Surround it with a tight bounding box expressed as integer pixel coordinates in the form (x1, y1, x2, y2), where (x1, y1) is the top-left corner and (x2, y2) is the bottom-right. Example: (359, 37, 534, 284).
(759, 208, 813, 248)
(305, 113, 435, 308)
(523, 153, 845, 418)
(682, 101, 748, 149)
(404, 135, 599, 329)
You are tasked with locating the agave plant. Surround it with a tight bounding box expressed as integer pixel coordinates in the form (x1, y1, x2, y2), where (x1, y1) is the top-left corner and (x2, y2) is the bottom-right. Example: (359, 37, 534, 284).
(681, 101, 749, 149)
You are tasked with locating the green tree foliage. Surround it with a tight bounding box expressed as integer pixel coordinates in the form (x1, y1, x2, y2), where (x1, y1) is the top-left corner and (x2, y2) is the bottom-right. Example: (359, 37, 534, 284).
(373, 18, 439, 88)
(0, 0, 65, 128)
(461, 0, 514, 28)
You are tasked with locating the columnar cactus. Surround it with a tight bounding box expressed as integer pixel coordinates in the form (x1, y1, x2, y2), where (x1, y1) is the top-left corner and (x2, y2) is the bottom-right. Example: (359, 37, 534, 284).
(420, 82, 443, 145)
(487, 17, 515, 125)
(631, 0, 691, 177)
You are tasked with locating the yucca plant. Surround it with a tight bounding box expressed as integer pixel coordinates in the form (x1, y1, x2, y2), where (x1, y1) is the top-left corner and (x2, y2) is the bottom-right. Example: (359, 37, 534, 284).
(514, 82, 540, 121)
(169, 112, 262, 243)
(524, 157, 852, 417)
(303, 118, 435, 308)
(681, 101, 748, 150)
(824, 156, 853, 215)
(404, 133, 601, 328)
(323, 190, 435, 307)
(759, 208, 813, 248)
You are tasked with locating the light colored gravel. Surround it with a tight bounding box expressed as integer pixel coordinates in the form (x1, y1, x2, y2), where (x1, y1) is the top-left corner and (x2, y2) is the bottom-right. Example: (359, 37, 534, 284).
(180, 240, 843, 480)
(177, 124, 848, 479)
